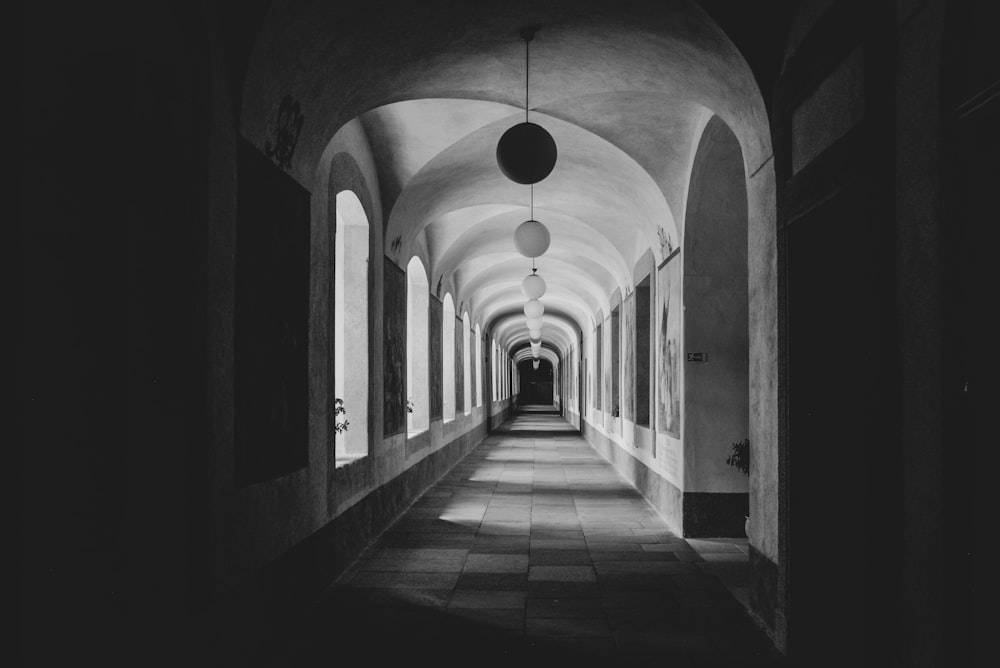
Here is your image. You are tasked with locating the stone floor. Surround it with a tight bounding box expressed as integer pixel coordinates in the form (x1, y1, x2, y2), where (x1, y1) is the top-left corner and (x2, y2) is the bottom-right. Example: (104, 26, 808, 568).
(269, 410, 785, 667)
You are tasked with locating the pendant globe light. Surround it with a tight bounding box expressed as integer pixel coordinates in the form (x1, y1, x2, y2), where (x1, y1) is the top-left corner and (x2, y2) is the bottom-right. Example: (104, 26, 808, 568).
(514, 188, 550, 258)
(525, 316, 543, 330)
(496, 26, 557, 185)
(521, 267, 546, 300)
(532, 360, 540, 370)
(514, 220, 550, 257)
(523, 299, 544, 319)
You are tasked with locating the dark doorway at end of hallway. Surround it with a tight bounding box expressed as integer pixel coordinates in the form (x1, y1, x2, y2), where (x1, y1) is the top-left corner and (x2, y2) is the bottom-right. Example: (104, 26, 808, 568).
(517, 359, 554, 406)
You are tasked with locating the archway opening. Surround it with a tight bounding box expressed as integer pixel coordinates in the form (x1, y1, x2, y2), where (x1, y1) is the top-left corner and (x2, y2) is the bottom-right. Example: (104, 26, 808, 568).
(474, 323, 483, 407)
(406, 256, 429, 435)
(680, 115, 750, 536)
(442, 294, 456, 422)
(462, 311, 472, 414)
(517, 359, 555, 406)
(334, 190, 370, 464)
(239, 0, 780, 647)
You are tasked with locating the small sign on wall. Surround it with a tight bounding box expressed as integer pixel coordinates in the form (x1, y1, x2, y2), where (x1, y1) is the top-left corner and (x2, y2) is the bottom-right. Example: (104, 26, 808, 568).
(686, 352, 707, 362)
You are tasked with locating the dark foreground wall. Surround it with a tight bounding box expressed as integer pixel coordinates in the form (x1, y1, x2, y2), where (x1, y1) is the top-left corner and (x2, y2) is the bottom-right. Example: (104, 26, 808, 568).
(191, 418, 491, 665)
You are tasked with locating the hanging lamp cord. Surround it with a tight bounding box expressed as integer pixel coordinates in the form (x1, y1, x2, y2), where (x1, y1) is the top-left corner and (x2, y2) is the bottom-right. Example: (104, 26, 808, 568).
(531, 184, 537, 270)
(525, 29, 536, 271)
(525, 36, 530, 123)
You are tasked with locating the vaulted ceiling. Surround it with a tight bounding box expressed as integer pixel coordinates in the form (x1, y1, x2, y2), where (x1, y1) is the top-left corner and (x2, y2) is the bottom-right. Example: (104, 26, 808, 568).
(241, 0, 771, 362)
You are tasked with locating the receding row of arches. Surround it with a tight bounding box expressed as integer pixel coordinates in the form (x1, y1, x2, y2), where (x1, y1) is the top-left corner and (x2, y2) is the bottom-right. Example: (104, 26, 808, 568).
(332, 114, 753, 543)
(336, 192, 523, 464)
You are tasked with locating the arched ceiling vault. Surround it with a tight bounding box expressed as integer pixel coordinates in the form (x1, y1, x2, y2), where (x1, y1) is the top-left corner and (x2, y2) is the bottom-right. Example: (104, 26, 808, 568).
(513, 347, 560, 369)
(478, 292, 591, 343)
(490, 311, 579, 357)
(242, 0, 771, 358)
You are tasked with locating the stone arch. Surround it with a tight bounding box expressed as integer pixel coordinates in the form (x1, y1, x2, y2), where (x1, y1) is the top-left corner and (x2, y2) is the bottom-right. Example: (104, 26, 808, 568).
(406, 256, 429, 435)
(334, 190, 371, 464)
(462, 311, 473, 414)
(681, 115, 750, 534)
(442, 293, 456, 422)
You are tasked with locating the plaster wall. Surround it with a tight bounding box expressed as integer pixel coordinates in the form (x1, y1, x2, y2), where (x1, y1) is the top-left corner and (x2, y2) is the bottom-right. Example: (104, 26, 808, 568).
(896, 9, 945, 661)
(22, 2, 977, 666)
(577, 116, 761, 538)
(894, 1, 986, 663)
(335, 222, 370, 456)
(322, 124, 507, 523)
(603, 312, 615, 434)
(235, 0, 781, 575)
(746, 163, 778, 562)
(201, 110, 507, 599)
(20, 4, 241, 662)
(583, 420, 684, 533)
(682, 117, 749, 495)
(579, 302, 686, 534)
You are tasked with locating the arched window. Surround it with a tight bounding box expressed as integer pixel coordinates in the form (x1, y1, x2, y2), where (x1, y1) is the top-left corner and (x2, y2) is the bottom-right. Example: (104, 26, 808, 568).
(492, 340, 498, 402)
(503, 350, 509, 398)
(501, 349, 506, 399)
(463, 312, 472, 414)
(406, 256, 429, 435)
(507, 352, 512, 397)
(500, 348, 504, 399)
(334, 191, 369, 465)
(442, 293, 456, 422)
(475, 323, 483, 406)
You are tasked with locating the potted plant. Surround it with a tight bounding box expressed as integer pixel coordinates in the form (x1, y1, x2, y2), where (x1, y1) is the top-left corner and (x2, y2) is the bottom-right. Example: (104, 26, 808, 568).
(333, 397, 349, 434)
(726, 438, 749, 537)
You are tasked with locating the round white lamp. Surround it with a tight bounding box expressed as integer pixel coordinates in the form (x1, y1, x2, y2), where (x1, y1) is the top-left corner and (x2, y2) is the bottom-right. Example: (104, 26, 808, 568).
(523, 300, 544, 319)
(521, 270, 546, 299)
(514, 220, 550, 258)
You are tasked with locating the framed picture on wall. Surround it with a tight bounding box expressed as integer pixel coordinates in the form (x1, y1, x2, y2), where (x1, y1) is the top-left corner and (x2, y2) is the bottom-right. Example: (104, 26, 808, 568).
(656, 249, 681, 437)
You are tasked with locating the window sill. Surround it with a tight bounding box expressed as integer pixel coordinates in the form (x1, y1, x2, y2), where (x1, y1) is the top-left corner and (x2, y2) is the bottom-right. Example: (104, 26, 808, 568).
(334, 453, 367, 469)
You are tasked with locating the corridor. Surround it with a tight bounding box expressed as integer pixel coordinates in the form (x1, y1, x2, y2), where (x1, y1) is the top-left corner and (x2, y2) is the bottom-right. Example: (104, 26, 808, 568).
(270, 409, 783, 667)
(20, 2, 988, 665)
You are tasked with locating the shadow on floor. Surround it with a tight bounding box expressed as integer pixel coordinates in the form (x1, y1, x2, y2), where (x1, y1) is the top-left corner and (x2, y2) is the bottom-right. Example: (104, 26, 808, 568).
(257, 411, 786, 668)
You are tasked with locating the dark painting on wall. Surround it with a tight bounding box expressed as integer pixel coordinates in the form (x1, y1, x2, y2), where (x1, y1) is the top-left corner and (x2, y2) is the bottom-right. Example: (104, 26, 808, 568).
(567, 346, 574, 401)
(608, 312, 618, 417)
(470, 323, 478, 406)
(577, 351, 581, 403)
(482, 333, 491, 404)
(455, 316, 465, 414)
(656, 250, 681, 437)
(594, 323, 603, 411)
(635, 278, 652, 427)
(429, 296, 443, 420)
(383, 259, 407, 437)
(623, 293, 636, 421)
(235, 137, 310, 485)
